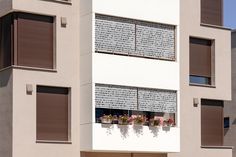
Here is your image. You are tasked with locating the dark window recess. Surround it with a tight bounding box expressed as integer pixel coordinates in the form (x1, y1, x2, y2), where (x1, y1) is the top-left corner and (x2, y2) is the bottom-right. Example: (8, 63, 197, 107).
(190, 37, 213, 85)
(37, 86, 69, 141)
(0, 12, 54, 70)
(224, 117, 230, 129)
(201, 99, 224, 146)
(0, 14, 13, 69)
(201, 0, 223, 26)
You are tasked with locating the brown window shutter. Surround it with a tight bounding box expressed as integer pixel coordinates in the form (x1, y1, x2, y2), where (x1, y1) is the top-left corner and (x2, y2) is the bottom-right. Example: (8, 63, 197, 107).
(201, 99, 223, 146)
(201, 0, 223, 26)
(133, 153, 167, 157)
(17, 13, 54, 69)
(81, 152, 131, 157)
(190, 38, 212, 78)
(37, 86, 69, 141)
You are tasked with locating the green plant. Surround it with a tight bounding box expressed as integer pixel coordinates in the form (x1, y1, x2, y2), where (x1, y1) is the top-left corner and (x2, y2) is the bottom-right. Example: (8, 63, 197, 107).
(118, 114, 131, 125)
(132, 115, 146, 125)
(149, 118, 161, 127)
(100, 114, 113, 124)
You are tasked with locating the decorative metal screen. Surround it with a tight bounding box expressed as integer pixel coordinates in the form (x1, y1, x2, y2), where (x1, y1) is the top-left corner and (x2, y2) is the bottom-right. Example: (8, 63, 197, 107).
(95, 15, 135, 55)
(95, 84, 137, 110)
(138, 88, 177, 113)
(95, 14, 175, 60)
(95, 84, 177, 113)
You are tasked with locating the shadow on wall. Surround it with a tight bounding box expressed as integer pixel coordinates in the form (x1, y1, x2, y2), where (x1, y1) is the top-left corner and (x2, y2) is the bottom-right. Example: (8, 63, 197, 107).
(0, 69, 12, 88)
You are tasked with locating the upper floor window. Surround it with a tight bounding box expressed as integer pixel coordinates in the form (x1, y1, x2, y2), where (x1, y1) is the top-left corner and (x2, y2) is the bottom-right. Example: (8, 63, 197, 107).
(0, 12, 54, 70)
(189, 37, 214, 86)
(95, 14, 176, 61)
(201, 0, 223, 26)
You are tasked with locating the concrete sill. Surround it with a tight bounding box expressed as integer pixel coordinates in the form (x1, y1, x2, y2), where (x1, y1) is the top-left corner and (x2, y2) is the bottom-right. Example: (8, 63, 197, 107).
(12, 65, 57, 73)
(200, 23, 231, 31)
(40, 0, 72, 5)
(189, 83, 216, 88)
(201, 146, 233, 149)
(36, 140, 72, 144)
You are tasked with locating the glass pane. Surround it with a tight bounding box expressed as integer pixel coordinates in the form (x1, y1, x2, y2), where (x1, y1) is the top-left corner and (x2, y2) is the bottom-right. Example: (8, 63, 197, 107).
(190, 75, 211, 85)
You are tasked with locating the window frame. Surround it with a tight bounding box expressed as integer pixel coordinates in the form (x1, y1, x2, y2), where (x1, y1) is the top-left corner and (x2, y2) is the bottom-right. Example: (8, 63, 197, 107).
(0, 12, 56, 71)
(189, 36, 215, 87)
(36, 85, 71, 143)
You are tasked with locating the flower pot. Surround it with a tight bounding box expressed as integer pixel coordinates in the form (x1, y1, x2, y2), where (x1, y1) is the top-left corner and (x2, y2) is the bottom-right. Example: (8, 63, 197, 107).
(101, 118, 113, 124)
(118, 119, 129, 125)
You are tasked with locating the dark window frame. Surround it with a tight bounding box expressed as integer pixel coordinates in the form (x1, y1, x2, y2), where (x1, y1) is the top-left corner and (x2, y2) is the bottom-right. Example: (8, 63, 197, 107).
(0, 12, 56, 70)
(189, 37, 215, 86)
(36, 85, 71, 143)
(201, 99, 224, 146)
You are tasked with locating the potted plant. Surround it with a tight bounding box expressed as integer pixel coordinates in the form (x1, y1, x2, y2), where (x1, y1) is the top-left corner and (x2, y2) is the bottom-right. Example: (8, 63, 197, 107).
(163, 118, 175, 127)
(132, 115, 146, 125)
(149, 116, 162, 127)
(100, 114, 113, 124)
(118, 114, 131, 125)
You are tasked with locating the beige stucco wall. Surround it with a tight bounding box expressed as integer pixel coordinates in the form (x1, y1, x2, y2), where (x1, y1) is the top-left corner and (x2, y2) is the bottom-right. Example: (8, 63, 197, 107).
(224, 31, 236, 157)
(10, 0, 80, 157)
(170, 0, 232, 157)
(0, 69, 13, 157)
(0, 0, 11, 17)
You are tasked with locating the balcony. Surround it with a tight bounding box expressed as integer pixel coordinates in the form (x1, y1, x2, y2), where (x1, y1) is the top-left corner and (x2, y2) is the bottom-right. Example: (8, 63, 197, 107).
(80, 84, 180, 153)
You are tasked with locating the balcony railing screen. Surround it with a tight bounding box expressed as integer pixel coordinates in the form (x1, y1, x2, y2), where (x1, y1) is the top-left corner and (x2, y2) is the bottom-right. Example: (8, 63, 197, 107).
(95, 14, 175, 60)
(95, 84, 177, 113)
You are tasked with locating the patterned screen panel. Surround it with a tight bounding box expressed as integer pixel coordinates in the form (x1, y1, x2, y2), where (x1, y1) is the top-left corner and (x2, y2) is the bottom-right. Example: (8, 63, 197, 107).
(138, 88, 177, 113)
(95, 15, 135, 55)
(95, 84, 137, 110)
(135, 22, 175, 59)
(95, 14, 175, 60)
(95, 84, 177, 113)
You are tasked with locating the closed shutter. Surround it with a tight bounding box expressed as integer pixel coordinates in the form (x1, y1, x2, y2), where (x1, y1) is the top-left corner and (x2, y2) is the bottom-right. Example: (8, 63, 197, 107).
(201, 99, 223, 146)
(133, 153, 167, 157)
(37, 86, 69, 141)
(81, 152, 130, 157)
(201, 0, 223, 26)
(190, 38, 212, 78)
(17, 13, 53, 69)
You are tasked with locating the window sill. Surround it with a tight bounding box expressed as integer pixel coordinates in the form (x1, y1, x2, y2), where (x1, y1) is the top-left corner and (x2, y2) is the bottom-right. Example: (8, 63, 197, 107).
(189, 83, 216, 88)
(40, 0, 72, 5)
(201, 146, 233, 149)
(12, 65, 57, 73)
(36, 140, 72, 144)
(200, 23, 231, 31)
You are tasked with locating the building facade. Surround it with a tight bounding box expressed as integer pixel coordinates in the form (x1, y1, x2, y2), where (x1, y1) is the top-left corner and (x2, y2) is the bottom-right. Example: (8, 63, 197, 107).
(224, 30, 236, 157)
(0, 0, 232, 157)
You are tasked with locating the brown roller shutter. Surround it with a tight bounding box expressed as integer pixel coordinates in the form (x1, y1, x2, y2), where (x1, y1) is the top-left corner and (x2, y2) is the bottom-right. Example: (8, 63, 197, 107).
(17, 13, 53, 69)
(0, 14, 13, 69)
(81, 152, 130, 157)
(201, 99, 223, 146)
(201, 0, 223, 26)
(190, 38, 212, 77)
(133, 153, 167, 157)
(37, 86, 69, 141)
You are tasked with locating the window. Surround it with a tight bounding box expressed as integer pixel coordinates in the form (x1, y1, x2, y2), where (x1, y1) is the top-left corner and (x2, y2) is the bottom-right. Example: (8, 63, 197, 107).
(201, 0, 223, 26)
(201, 99, 223, 146)
(189, 37, 214, 85)
(95, 14, 175, 61)
(224, 117, 230, 129)
(37, 86, 70, 141)
(0, 12, 54, 70)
